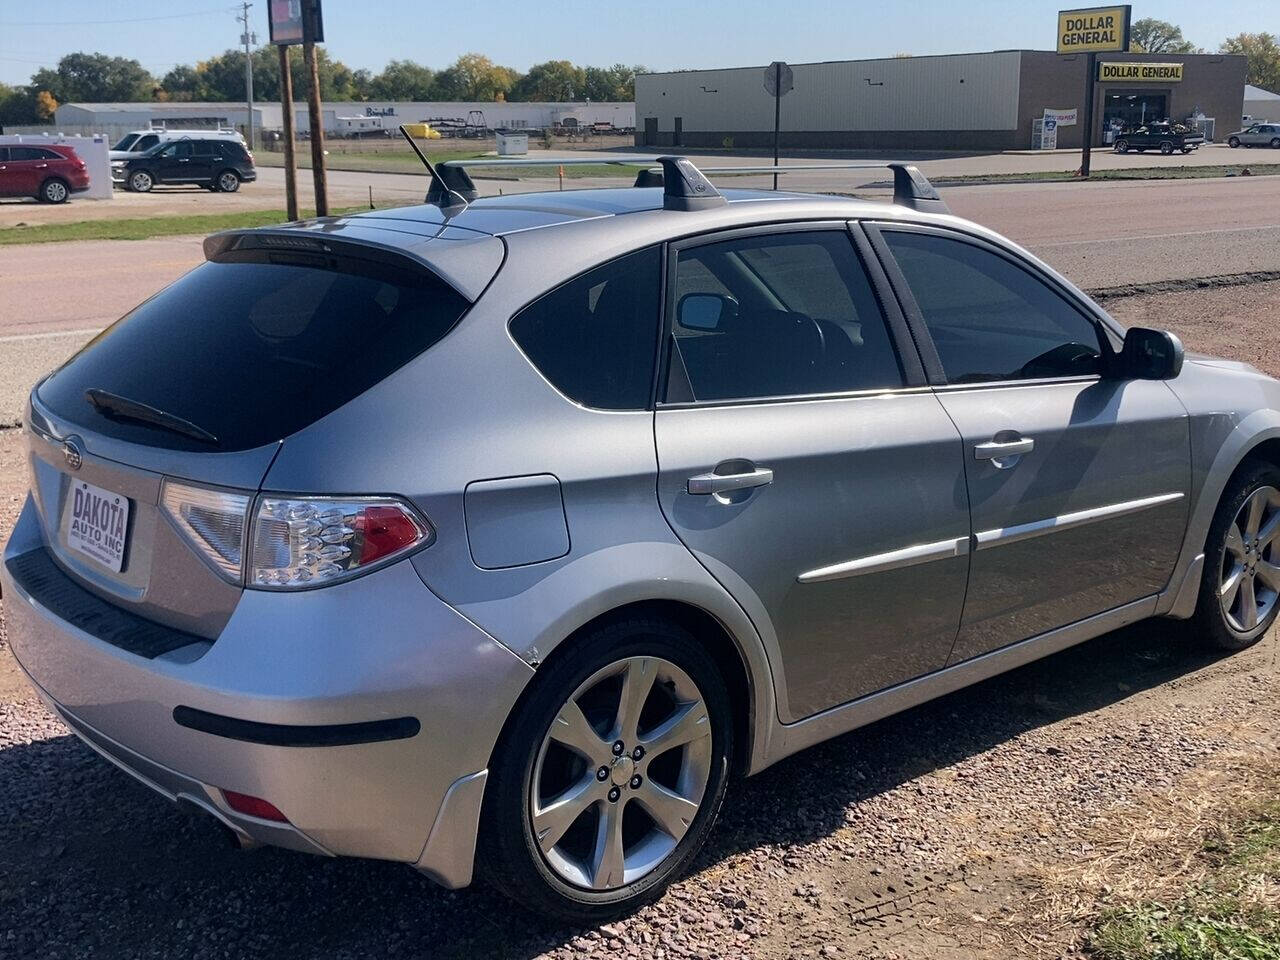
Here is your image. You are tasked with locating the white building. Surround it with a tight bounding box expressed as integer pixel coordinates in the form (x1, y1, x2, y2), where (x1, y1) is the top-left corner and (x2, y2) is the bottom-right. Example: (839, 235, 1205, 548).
(51, 100, 635, 138)
(1243, 84, 1280, 121)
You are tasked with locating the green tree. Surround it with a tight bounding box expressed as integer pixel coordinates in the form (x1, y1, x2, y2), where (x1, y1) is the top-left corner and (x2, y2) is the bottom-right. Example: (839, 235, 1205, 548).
(1129, 18, 1198, 53)
(161, 47, 362, 103)
(27, 52, 155, 103)
(582, 63, 644, 101)
(160, 64, 203, 100)
(0, 81, 40, 125)
(514, 60, 585, 101)
(369, 60, 436, 100)
(1221, 32, 1280, 91)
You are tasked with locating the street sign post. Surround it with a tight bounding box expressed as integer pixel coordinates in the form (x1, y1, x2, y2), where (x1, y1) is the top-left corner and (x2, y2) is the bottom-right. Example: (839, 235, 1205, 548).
(1057, 5, 1131, 177)
(763, 61, 794, 189)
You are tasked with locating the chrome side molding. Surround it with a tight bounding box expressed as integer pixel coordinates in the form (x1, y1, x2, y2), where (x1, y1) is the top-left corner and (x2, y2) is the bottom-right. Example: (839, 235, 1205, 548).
(797, 535, 970, 584)
(974, 492, 1184, 550)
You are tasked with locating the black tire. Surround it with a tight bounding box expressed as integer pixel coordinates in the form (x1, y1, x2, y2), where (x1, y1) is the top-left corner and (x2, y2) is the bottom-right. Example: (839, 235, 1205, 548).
(1160, 140, 1175, 155)
(128, 169, 154, 193)
(214, 169, 241, 193)
(38, 177, 69, 203)
(480, 617, 733, 924)
(1181, 146, 1193, 154)
(1271, 138, 1280, 149)
(1228, 136, 1241, 148)
(1115, 139, 1129, 153)
(1191, 461, 1280, 651)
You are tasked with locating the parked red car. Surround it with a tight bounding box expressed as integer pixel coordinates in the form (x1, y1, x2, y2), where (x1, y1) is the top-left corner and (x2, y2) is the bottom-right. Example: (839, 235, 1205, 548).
(0, 144, 90, 203)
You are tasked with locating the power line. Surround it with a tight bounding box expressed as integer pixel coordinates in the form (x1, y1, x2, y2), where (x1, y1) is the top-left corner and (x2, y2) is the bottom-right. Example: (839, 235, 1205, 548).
(0, 7, 235, 28)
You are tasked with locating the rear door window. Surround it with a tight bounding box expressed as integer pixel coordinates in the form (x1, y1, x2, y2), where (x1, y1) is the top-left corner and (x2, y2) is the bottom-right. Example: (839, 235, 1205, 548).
(508, 247, 662, 410)
(668, 231, 904, 402)
(38, 258, 470, 451)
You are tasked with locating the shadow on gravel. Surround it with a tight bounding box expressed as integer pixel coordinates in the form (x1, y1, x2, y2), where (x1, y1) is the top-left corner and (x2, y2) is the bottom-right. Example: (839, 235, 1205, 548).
(0, 620, 1234, 959)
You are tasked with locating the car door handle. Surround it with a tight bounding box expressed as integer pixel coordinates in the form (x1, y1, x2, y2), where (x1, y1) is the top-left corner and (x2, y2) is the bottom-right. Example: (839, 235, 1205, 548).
(687, 467, 774, 495)
(35, 163, 48, 169)
(974, 437, 1035, 460)
(177, 158, 190, 163)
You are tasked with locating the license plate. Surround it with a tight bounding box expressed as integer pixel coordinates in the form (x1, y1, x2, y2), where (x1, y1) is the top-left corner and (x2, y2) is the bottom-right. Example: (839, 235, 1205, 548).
(66, 479, 130, 572)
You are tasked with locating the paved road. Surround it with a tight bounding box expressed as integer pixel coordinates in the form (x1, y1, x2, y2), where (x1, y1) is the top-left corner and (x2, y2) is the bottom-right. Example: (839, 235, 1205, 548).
(1, 173, 1278, 424)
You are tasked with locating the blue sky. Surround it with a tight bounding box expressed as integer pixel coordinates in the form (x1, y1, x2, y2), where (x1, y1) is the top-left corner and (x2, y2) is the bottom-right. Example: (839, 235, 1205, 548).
(0, 0, 1274, 87)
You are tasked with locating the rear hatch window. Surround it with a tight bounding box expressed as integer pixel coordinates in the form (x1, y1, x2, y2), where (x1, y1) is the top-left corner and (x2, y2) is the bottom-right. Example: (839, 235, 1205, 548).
(38, 256, 469, 452)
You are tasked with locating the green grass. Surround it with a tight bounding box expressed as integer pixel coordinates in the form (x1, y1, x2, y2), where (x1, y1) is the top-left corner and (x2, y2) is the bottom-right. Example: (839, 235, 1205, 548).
(1089, 797, 1280, 960)
(256, 148, 645, 179)
(0, 206, 374, 245)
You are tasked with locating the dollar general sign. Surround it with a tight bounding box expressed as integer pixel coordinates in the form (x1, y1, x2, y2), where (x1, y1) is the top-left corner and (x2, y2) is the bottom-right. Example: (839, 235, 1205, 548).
(1057, 6, 1132, 53)
(1098, 62, 1184, 82)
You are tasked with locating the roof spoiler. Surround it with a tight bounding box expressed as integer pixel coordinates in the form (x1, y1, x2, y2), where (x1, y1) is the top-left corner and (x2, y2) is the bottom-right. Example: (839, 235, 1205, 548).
(412, 152, 950, 216)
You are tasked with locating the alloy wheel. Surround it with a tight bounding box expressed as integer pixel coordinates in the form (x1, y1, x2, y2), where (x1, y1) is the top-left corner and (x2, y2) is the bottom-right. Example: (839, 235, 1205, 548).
(529, 656, 712, 891)
(130, 171, 152, 192)
(1219, 484, 1280, 633)
(218, 171, 240, 192)
(43, 181, 67, 202)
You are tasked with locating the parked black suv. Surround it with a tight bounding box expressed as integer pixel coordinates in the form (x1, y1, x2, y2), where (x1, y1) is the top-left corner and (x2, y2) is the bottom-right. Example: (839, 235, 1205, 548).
(112, 138, 256, 193)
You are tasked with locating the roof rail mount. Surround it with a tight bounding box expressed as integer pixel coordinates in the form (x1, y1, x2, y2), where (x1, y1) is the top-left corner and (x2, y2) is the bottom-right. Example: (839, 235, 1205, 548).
(888, 163, 949, 213)
(656, 156, 727, 211)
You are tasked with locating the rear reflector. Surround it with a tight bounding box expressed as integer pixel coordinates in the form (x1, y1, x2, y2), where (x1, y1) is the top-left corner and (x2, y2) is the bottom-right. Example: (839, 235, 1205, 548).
(221, 789, 288, 822)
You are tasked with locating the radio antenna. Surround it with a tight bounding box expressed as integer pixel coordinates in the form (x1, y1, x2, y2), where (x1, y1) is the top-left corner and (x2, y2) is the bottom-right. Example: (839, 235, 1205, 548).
(398, 124, 469, 209)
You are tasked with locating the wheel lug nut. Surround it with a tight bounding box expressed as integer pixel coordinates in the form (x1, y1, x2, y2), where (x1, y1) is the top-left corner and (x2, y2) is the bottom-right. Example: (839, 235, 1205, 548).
(630, 774, 643, 789)
(596, 766, 609, 781)
(612, 740, 624, 756)
(631, 745, 645, 761)
(607, 787, 621, 802)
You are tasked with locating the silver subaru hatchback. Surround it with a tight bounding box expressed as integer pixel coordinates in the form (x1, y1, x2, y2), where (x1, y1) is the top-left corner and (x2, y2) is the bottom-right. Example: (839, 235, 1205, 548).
(5, 157, 1280, 922)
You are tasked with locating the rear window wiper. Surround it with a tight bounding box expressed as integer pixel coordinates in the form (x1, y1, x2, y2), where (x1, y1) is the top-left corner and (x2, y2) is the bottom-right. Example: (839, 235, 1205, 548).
(84, 389, 220, 446)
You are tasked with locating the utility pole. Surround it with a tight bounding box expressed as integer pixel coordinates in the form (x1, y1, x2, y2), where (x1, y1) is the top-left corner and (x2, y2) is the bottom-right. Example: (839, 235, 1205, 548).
(303, 39, 327, 215)
(278, 46, 299, 220)
(236, 1, 257, 149)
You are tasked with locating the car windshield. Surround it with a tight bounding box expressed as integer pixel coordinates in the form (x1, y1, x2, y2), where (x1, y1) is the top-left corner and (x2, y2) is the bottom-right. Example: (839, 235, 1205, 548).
(112, 134, 140, 151)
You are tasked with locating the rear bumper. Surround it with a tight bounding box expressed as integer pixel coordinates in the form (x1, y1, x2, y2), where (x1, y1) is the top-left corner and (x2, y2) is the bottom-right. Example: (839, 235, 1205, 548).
(3, 495, 534, 886)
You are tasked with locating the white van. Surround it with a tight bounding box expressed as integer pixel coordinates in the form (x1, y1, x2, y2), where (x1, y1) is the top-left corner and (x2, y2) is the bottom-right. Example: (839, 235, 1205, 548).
(109, 128, 245, 161)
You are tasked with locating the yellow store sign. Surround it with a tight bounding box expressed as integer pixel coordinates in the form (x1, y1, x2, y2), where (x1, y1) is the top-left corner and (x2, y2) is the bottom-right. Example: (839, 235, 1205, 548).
(1098, 61, 1184, 83)
(1057, 6, 1132, 53)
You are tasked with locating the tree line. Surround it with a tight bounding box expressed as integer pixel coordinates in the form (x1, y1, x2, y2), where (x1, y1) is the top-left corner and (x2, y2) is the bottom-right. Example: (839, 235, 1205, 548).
(0, 51, 646, 125)
(3, 24, 1278, 127)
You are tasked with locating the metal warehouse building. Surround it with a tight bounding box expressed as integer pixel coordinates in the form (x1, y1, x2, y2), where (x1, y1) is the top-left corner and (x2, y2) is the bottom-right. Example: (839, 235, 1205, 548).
(636, 50, 1246, 151)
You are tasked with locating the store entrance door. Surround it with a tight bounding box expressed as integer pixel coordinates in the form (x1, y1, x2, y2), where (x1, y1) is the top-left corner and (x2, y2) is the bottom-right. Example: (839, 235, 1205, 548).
(1103, 90, 1170, 140)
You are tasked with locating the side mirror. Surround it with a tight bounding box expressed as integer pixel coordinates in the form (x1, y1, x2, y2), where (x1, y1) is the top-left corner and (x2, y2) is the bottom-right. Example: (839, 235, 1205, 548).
(678, 293, 738, 331)
(1117, 327, 1184, 380)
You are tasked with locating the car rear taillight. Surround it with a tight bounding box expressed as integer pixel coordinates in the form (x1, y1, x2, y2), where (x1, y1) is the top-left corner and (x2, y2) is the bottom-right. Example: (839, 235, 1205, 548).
(160, 482, 432, 589)
(249, 496, 431, 589)
(160, 480, 252, 582)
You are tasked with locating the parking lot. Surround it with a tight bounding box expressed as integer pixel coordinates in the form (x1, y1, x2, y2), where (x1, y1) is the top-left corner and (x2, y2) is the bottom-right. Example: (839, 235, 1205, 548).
(2, 160, 1280, 958)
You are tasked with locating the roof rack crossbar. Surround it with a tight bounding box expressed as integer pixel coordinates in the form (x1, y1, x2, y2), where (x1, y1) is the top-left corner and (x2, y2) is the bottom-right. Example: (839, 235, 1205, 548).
(428, 154, 949, 215)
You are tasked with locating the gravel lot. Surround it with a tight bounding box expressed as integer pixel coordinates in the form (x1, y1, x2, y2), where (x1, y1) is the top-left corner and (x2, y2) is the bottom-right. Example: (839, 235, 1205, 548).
(1, 280, 1279, 959)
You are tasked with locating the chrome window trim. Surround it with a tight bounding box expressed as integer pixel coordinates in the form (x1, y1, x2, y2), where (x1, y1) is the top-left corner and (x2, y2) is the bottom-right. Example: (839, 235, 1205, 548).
(797, 536, 971, 584)
(974, 492, 1185, 550)
(659, 384, 935, 412)
(930, 373, 1103, 393)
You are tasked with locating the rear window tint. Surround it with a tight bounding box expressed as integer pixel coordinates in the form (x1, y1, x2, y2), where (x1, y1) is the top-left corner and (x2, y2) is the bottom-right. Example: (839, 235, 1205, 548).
(509, 247, 661, 410)
(38, 258, 469, 451)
